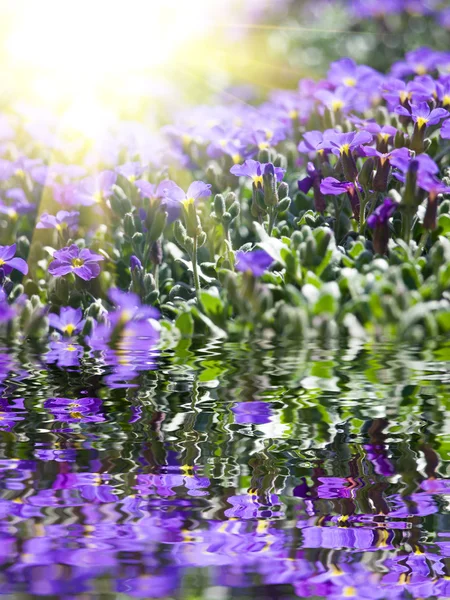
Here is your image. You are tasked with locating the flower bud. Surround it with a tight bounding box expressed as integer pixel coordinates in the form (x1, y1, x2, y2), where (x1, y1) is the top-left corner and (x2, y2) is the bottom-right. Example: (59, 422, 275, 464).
(278, 181, 289, 200)
(174, 220, 187, 247)
(358, 157, 375, 189)
(277, 197, 291, 213)
(214, 194, 226, 218)
(263, 163, 278, 207)
(148, 209, 167, 243)
(124, 213, 136, 238)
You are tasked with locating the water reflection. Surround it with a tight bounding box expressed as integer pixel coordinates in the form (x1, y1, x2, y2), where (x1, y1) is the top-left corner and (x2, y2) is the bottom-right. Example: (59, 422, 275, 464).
(0, 341, 449, 598)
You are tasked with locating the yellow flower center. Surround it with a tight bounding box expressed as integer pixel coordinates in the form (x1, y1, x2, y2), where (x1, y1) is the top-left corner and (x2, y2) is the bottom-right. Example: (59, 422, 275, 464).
(416, 116, 428, 129)
(253, 175, 263, 187)
(443, 95, 450, 107)
(415, 64, 427, 75)
(232, 153, 241, 164)
(66, 344, 77, 352)
(93, 191, 103, 203)
(182, 197, 195, 208)
(288, 109, 298, 119)
(399, 91, 409, 103)
(71, 258, 84, 268)
(332, 100, 344, 111)
(344, 77, 356, 87)
(63, 324, 76, 335)
(340, 143, 351, 155)
(258, 141, 270, 150)
(343, 587, 356, 597)
(0, 259, 4, 266)
(69, 411, 83, 419)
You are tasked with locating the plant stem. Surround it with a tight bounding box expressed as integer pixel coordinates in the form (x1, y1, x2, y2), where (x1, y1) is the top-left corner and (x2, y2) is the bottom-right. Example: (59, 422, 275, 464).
(414, 230, 429, 259)
(402, 209, 413, 245)
(192, 234, 200, 295)
(267, 208, 276, 236)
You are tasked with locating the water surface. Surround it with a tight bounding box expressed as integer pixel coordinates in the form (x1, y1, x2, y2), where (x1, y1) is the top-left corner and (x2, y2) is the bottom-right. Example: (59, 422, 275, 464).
(0, 341, 450, 599)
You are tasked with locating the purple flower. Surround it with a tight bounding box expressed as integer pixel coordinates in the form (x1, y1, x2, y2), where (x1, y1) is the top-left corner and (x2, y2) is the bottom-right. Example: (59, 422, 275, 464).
(395, 102, 449, 129)
(44, 397, 104, 424)
(367, 198, 397, 229)
(298, 130, 334, 157)
(318, 130, 372, 157)
(48, 245, 104, 281)
(45, 339, 83, 368)
(130, 255, 142, 271)
(162, 180, 211, 211)
(224, 492, 283, 519)
(230, 160, 285, 186)
(74, 171, 116, 206)
(391, 47, 441, 78)
(115, 161, 145, 182)
(327, 57, 378, 88)
(136, 179, 192, 222)
(382, 77, 431, 110)
(235, 249, 274, 276)
(48, 307, 85, 336)
(36, 210, 79, 230)
(0, 244, 28, 276)
(108, 289, 160, 322)
(0, 290, 16, 322)
(441, 119, 450, 139)
(314, 86, 359, 114)
(320, 177, 360, 196)
(232, 401, 272, 424)
(390, 147, 438, 182)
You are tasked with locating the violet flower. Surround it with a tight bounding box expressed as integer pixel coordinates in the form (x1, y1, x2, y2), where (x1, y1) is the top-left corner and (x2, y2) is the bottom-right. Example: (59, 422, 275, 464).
(45, 339, 83, 368)
(44, 397, 104, 424)
(162, 180, 211, 210)
(230, 160, 285, 187)
(235, 249, 274, 276)
(367, 197, 397, 254)
(74, 171, 117, 206)
(0, 244, 28, 276)
(441, 119, 450, 139)
(36, 210, 79, 230)
(48, 307, 85, 336)
(318, 130, 373, 157)
(395, 102, 449, 129)
(48, 245, 103, 281)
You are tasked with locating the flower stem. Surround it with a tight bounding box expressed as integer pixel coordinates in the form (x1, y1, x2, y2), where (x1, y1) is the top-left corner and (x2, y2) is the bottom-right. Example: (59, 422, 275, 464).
(414, 230, 429, 259)
(267, 207, 276, 236)
(192, 234, 201, 295)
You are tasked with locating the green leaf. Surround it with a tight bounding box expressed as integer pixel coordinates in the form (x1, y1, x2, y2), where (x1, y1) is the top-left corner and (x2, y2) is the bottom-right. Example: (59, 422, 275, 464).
(175, 311, 194, 337)
(199, 288, 224, 317)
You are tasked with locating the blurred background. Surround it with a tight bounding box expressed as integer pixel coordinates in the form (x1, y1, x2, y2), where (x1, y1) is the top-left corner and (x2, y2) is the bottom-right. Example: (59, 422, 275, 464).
(0, 0, 449, 135)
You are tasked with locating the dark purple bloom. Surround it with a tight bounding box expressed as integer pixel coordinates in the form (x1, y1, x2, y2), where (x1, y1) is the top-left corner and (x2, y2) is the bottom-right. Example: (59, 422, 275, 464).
(395, 102, 449, 129)
(48, 245, 103, 281)
(367, 198, 397, 229)
(390, 147, 439, 182)
(0, 290, 15, 322)
(327, 58, 378, 88)
(36, 210, 79, 230)
(48, 307, 85, 336)
(320, 177, 360, 196)
(235, 249, 274, 276)
(230, 160, 285, 186)
(0, 244, 28, 276)
(130, 255, 142, 271)
(298, 162, 326, 213)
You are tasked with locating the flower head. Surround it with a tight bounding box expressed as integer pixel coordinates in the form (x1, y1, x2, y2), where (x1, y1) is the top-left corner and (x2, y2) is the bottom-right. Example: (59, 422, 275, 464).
(162, 180, 211, 210)
(36, 210, 79, 231)
(48, 245, 103, 281)
(230, 159, 285, 187)
(395, 102, 449, 129)
(74, 171, 116, 206)
(318, 130, 372, 157)
(48, 307, 85, 336)
(0, 244, 28, 276)
(235, 249, 274, 277)
(367, 198, 398, 229)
